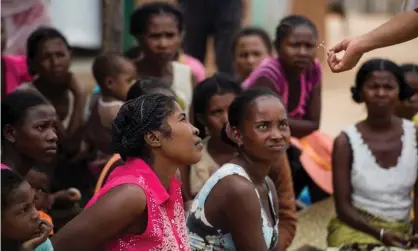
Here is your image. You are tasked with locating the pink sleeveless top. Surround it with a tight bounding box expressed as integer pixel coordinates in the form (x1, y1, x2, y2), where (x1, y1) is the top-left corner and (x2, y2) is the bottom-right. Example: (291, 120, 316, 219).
(85, 158, 190, 251)
(179, 54, 206, 82)
(2, 55, 32, 95)
(242, 57, 322, 119)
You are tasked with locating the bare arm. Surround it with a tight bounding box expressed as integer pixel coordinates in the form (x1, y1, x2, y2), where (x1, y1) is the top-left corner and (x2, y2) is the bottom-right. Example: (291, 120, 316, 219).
(328, 10, 418, 72)
(52, 184, 146, 251)
(355, 10, 418, 53)
(414, 126, 418, 234)
(289, 84, 321, 138)
(221, 177, 269, 251)
(332, 133, 381, 240)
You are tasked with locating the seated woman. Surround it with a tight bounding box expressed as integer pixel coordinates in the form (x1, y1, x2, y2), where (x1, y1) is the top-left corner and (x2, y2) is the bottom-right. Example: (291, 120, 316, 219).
(17, 27, 91, 204)
(52, 93, 203, 251)
(130, 2, 198, 111)
(232, 27, 273, 82)
(92, 77, 180, 194)
(186, 74, 297, 250)
(395, 64, 418, 125)
(187, 88, 290, 250)
(327, 59, 417, 250)
(242, 15, 333, 201)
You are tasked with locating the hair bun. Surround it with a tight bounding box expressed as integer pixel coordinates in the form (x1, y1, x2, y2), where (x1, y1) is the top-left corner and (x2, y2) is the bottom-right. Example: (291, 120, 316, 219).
(350, 86, 361, 103)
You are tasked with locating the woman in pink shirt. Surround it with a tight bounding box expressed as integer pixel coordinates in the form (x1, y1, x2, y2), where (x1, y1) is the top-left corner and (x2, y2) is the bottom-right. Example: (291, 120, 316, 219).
(52, 93, 204, 251)
(1, 19, 32, 97)
(243, 15, 333, 202)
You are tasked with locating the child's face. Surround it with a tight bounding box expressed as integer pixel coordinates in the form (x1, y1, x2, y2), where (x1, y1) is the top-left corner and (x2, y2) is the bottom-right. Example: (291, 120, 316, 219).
(108, 59, 137, 101)
(2, 181, 42, 241)
(25, 170, 52, 211)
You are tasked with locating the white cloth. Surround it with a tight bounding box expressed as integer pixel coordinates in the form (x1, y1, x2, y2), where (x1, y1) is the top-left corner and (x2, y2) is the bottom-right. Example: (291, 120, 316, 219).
(171, 61, 193, 112)
(1, 0, 52, 55)
(343, 119, 418, 221)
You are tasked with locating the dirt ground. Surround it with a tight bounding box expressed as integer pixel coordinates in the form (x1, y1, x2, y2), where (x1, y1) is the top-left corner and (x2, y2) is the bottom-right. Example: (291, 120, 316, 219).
(72, 12, 418, 138)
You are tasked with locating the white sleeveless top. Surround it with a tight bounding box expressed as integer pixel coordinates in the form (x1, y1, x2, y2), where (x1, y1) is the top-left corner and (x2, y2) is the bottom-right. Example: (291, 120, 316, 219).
(343, 119, 418, 221)
(171, 61, 193, 112)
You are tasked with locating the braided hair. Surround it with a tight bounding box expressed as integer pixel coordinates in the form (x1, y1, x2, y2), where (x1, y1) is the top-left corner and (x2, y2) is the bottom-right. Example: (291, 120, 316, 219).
(274, 15, 318, 47)
(126, 77, 174, 101)
(112, 93, 176, 162)
(352, 58, 414, 103)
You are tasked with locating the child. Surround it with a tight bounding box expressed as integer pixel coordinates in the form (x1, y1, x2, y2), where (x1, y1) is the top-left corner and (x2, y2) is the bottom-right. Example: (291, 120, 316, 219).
(25, 167, 55, 236)
(25, 167, 82, 236)
(2, 169, 53, 251)
(85, 52, 136, 173)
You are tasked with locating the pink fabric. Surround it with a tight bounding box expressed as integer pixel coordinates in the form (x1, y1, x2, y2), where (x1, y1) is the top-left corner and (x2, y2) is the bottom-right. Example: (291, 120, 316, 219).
(1, 164, 12, 170)
(242, 57, 322, 119)
(2, 55, 32, 95)
(182, 54, 206, 82)
(86, 158, 190, 251)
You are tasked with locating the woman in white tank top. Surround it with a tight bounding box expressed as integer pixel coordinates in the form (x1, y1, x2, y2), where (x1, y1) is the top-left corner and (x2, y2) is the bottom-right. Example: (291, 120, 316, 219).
(327, 59, 418, 251)
(129, 3, 195, 112)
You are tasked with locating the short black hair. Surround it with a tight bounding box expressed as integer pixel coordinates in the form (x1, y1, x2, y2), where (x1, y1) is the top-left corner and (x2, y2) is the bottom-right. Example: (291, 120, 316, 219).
(1, 91, 49, 141)
(130, 2, 184, 38)
(192, 73, 242, 139)
(1, 169, 25, 211)
(112, 93, 176, 162)
(274, 15, 318, 47)
(352, 58, 415, 103)
(400, 63, 418, 74)
(26, 27, 71, 76)
(232, 27, 273, 55)
(221, 87, 281, 146)
(92, 52, 129, 86)
(126, 77, 174, 101)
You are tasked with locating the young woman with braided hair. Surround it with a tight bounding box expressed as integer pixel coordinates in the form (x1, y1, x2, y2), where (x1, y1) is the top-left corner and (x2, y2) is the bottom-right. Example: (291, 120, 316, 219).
(52, 94, 203, 251)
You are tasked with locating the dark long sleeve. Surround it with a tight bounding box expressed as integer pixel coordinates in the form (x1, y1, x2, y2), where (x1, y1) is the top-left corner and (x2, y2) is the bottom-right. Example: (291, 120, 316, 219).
(269, 155, 297, 250)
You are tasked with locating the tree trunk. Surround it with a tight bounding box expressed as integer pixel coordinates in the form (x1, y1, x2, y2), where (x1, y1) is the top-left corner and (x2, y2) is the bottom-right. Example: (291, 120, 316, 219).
(101, 0, 124, 53)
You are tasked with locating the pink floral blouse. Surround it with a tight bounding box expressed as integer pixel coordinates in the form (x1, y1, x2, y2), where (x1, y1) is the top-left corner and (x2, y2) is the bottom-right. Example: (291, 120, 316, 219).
(86, 157, 190, 251)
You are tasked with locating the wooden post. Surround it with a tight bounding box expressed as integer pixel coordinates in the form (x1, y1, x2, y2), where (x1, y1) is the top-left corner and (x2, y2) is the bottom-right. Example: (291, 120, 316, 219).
(291, 0, 327, 62)
(101, 0, 124, 53)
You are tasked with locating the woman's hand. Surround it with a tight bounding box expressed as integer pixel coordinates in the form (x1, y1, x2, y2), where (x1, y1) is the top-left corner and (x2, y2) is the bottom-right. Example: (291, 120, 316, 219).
(381, 231, 409, 248)
(21, 220, 53, 250)
(327, 36, 365, 73)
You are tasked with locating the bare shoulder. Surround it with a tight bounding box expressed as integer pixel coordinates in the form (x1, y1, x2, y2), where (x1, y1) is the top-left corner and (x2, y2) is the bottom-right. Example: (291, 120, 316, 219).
(216, 174, 258, 200)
